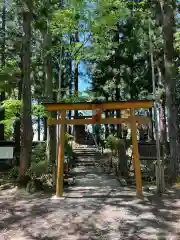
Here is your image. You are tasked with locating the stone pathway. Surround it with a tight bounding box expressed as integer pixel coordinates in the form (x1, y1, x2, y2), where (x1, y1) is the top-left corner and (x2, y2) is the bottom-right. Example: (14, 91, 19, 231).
(0, 149, 180, 239)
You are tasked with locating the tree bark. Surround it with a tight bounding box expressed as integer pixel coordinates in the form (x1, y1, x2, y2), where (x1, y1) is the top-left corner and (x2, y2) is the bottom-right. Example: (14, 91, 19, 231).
(68, 38, 73, 124)
(14, 54, 23, 165)
(19, 1, 33, 181)
(43, 117, 47, 141)
(0, 0, 6, 141)
(159, 0, 179, 181)
(116, 89, 122, 138)
(42, 26, 56, 164)
(74, 31, 79, 117)
(37, 116, 41, 141)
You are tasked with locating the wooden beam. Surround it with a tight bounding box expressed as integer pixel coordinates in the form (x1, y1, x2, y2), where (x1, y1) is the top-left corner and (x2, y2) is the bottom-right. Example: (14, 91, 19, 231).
(101, 116, 150, 125)
(130, 108, 143, 197)
(44, 101, 153, 111)
(56, 110, 66, 197)
(48, 118, 94, 125)
(47, 116, 151, 126)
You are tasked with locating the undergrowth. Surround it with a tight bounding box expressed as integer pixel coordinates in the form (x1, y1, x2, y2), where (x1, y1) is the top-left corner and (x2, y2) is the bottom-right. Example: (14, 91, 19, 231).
(7, 133, 76, 193)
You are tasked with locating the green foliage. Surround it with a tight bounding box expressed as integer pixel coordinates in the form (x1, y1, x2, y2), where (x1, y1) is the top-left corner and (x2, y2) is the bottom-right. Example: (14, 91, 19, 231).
(61, 92, 89, 103)
(65, 132, 74, 141)
(1, 100, 47, 138)
(2, 0, 179, 182)
(31, 142, 53, 181)
(1, 100, 22, 138)
(51, 9, 76, 36)
(65, 133, 74, 160)
(2, 99, 22, 118)
(105, 135, 122, 152)
(0, 61, 21, 92)
(26, 161, 48, 179)
(32, 104, 46, 117)
(32, 142, 46, 163)
(8, 166, 19, 180)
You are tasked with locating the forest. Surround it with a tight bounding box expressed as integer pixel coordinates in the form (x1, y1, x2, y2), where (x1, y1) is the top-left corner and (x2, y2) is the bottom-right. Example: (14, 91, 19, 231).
(0, 0, 180, 191)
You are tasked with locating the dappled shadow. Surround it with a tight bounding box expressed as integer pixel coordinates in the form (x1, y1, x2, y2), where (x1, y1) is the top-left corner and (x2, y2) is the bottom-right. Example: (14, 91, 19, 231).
(0, 157, 180, 239)
(1, 187, 180, 239)
(102, 190, 180, 239)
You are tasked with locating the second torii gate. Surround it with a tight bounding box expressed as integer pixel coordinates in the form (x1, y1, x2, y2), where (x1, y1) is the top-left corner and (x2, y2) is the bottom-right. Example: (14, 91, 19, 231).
(44, 100, 153, 198)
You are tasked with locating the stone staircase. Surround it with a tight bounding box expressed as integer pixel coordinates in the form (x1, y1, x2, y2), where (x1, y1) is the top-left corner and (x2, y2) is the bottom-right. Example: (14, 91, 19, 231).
(71, 144, 104, 186)
(73, 145, 98, 167)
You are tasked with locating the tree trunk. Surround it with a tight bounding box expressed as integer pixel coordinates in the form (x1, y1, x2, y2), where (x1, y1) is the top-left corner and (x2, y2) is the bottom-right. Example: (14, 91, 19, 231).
(110, 110, 115, 135)
(69, 44, 72, 122)
(104, 95, 109, 137)
(43, 117, 47, 141)
(160, 0, 179, 181)
(148, 109, 154, 141)
(19, 1, 33, 181)
(14, 56, 23, 165)
(37, 116, 41, 141)
(0, 93, 5, 141)
(0, 0, 6, 141)
(42, 27, 56, 164)
(74, 31, 79, 117)
(116, 89, 122, 138)
(115, 23, 122, 138)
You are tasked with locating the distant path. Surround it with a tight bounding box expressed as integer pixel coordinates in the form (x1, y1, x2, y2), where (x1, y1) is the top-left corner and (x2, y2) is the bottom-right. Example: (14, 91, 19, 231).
(0, 147, 180, 239)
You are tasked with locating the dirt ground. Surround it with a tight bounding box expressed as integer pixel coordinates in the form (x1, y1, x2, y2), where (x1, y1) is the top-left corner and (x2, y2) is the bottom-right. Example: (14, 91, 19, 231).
(0, 161, 180, 239)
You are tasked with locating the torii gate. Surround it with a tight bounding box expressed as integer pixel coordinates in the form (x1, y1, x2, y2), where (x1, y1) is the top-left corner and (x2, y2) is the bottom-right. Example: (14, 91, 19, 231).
(44, 100, 153, 198)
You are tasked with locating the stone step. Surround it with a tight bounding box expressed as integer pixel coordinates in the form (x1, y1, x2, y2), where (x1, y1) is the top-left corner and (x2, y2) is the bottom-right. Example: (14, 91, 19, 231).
(75, 152, 97, 158)
(73, 145, 96, 149)
(73, 148, 97, 151)
(73, 144, 100, 167)
(76, 159, 96, 163)
(76, 162, 96, 167)
(75, 158, 96, 161)
(74, 150, 98, 154)
(74, 151, 97, 154)
(74, 149, 97, 152)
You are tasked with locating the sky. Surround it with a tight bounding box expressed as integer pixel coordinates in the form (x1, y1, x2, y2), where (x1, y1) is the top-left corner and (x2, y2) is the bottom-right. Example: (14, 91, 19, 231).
(77, 61, 90, 93)
(74, 30, 92, 94)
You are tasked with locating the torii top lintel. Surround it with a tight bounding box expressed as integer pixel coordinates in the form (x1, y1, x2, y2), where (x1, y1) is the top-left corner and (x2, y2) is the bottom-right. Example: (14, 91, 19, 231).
(43, 100, 153, 112)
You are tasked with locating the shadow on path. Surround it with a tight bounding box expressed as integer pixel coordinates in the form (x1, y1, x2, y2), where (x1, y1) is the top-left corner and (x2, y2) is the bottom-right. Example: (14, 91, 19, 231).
(0, 154, 180, 239)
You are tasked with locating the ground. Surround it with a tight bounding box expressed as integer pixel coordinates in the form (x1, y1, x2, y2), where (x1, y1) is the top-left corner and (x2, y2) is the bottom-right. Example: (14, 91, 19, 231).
(0, 154, 180, 239)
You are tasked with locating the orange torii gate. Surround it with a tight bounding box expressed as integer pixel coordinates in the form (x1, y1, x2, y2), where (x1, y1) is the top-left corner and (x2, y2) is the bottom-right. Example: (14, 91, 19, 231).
(44, 100, 153, 198)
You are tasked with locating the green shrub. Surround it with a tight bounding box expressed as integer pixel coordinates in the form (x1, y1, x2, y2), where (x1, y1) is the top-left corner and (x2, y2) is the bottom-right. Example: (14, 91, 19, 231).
(105, 135, 119, 150)
(8, 166, 19, 180)
(1, 99, 22, 139)
(32, 142, 46, 163)
(26, 160, 48, 179)
(64, 133, 74, 160)
(65, 141, 73, 156)
(25, 161, 50, 193)
(9, 134, 75, 192)
(65, 132, 74, 141)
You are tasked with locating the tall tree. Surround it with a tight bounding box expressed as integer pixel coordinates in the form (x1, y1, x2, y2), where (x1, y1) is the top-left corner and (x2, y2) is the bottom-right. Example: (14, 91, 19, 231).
(159, 0, 179, 181)
(74, 30, 79, 117)
(0, 0, 6, 141)
(19, 0, 33, 181)
(43, 24, 57, 164)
